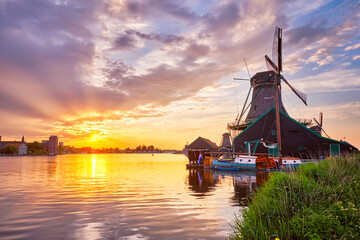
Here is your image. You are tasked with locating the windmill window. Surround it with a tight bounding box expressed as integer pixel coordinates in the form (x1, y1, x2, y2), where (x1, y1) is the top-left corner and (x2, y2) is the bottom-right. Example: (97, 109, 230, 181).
(298, 145, 304, 150)
(254, 105, 257, 111)
(271, 130, 277, 135)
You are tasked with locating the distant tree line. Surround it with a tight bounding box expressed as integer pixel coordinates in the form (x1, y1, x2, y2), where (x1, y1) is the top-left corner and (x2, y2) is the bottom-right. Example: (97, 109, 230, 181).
(27, 141, 47, 155)
(0, 145, 18, 154)
(1, 142, 179, 155)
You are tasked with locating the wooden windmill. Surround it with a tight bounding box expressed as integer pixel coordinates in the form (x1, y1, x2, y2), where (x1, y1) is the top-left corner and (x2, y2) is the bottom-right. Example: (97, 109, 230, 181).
(230, 27, 357, 158)
(264, 27, 307, 155)
(229, 27, 309, 136)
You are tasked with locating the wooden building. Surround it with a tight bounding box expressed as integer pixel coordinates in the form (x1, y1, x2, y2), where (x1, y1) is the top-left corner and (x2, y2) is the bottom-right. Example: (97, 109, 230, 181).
(187, 136, 217, 165)
(232, 107, 356, 158)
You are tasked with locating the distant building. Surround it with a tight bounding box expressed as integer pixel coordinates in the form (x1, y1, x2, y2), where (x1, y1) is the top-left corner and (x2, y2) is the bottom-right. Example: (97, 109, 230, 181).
(59, 142, 64, 147)
(0, 136, 27, 155)
(48, 136, 58, 155)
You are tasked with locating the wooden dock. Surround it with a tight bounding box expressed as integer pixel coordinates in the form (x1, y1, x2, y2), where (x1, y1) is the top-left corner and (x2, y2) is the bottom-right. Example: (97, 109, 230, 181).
(186, 163, 204, 169)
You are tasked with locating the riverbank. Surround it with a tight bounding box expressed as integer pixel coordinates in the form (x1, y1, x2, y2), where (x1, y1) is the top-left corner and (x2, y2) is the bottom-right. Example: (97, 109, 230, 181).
(231, 155, 360, 240)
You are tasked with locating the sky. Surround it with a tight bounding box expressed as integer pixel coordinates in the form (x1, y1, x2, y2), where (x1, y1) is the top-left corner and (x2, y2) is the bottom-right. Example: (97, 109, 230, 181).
(0, 0, 359, 149)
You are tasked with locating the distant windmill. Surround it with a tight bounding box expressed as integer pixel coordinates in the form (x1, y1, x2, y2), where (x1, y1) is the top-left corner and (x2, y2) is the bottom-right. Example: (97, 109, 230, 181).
(312, 112, 331, 138)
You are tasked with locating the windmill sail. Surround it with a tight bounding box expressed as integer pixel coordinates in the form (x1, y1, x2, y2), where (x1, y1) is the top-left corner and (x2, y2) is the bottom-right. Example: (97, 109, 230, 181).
(313, 117, 330, 138)
(272, 27, 282, 73)
(265, 55, 278, 72)
(281, 76, 307, 105)
(265, 54, 307, 105)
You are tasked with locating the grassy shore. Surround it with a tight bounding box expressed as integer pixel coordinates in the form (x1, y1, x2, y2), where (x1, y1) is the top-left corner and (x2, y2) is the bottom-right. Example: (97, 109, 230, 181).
(231, 155, 360, 240)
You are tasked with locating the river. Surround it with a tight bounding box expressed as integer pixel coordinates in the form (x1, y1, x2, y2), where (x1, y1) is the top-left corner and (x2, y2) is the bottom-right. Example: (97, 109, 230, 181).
(0, 154, 268, 239)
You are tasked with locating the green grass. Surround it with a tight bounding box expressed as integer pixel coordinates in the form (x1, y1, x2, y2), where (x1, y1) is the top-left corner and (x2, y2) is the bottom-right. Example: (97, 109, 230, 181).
(231, 155, 360, 240)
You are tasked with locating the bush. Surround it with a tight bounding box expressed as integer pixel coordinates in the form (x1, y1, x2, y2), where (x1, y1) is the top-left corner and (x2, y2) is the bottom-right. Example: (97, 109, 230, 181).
(0, 145, 18, 154)
(27, 141, 47, 155)
(231, 155, 360, 240)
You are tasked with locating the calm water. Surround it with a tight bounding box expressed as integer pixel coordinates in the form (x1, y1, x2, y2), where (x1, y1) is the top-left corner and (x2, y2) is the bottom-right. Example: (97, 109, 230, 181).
(0, 154, 268, 240)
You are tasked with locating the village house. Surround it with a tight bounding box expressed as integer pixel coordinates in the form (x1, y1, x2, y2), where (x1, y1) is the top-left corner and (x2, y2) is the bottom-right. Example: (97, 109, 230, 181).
(0, 136, 27, 155)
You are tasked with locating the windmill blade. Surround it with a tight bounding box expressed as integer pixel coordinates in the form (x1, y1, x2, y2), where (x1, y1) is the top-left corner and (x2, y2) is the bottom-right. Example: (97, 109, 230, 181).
(281, 76, 308, 105)
(272, 27, 282, 73)
(265, 55, 278, 73)
(244, 59, 251, 78)
(313, 118, 330, 138)
(233, 78, 250, 81)
(319, 112, 323, 127)
(266, 54, 307, 105)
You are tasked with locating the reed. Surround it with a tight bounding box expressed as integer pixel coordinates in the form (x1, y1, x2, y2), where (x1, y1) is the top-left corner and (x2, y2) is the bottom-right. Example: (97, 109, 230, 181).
(231, 154, 360, 240)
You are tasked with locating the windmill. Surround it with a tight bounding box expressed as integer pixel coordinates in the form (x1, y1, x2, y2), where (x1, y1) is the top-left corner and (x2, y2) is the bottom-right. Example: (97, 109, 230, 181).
(230, 27, 358, 158)
(228, 27, 308, 134)
(312, 112, 331, 138)
(263, 26, 308, 154)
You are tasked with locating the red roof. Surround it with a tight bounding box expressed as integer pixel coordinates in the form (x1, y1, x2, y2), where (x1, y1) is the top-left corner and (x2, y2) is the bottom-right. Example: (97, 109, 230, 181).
(2, 142, 25, 148)
(201, 137, 218, 149)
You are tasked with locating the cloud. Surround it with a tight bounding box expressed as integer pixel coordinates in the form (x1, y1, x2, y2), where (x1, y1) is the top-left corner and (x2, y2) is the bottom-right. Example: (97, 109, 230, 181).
(114, 33, 137, 49)
(108, 0, 197, 23)
(345, 42, 360, 51)
(292, 68, 360, 93)
(113, 29, 185, 50)
(0, 0, 359, 148)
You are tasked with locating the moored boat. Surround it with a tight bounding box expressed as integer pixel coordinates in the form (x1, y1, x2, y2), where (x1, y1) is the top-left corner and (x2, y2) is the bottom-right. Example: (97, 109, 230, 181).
(210, 154, 303, 171)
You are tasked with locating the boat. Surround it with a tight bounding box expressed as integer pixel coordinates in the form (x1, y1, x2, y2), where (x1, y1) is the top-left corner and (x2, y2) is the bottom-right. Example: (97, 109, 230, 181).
(211, 155, 303, 171)
(209, 139, 303, 171)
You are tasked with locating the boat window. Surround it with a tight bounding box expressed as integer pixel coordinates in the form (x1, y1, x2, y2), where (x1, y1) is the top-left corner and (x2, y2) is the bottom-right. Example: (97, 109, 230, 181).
(240, 159, 242, 162)
(294, 160, 296, 163)
(248, 160, 251, 162)
(284, 161, 286, 163)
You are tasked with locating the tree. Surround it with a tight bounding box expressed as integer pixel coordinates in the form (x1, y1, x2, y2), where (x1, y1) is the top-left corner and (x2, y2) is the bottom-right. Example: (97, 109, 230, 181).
(58, 145, 64, 155)
(0, 145, 18, 154)
(27, 141, 47, 155)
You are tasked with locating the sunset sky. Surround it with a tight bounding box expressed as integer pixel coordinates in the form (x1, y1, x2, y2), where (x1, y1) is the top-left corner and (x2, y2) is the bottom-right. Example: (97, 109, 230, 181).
(0, 0, 359, 149)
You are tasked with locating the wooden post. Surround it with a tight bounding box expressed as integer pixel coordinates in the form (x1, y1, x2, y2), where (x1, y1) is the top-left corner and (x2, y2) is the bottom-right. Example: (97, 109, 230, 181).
(274, 76, 282, 158)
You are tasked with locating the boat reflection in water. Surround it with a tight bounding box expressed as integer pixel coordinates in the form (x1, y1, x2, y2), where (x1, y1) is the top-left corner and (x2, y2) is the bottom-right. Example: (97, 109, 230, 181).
(187, 169, 270, 206)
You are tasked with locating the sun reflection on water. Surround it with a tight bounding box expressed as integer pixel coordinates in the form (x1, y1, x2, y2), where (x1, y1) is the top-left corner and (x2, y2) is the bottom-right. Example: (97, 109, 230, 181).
(0, 154, 265, 239)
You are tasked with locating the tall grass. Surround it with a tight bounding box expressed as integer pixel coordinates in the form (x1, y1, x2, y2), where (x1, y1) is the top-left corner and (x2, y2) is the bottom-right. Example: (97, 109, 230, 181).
(231, 155, 360, 240)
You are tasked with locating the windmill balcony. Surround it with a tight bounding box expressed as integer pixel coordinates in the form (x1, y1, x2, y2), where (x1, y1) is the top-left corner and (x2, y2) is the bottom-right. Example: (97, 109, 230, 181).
(227, 119, 257, 130)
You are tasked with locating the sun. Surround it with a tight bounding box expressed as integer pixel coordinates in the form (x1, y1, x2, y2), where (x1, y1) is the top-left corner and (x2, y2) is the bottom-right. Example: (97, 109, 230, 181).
(89, 131, 102, 142)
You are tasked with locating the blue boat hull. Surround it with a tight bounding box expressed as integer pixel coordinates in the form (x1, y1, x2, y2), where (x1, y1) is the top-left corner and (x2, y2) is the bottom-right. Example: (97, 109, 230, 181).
(211, 160, 301, 171)
(211, 160, 257, 171)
